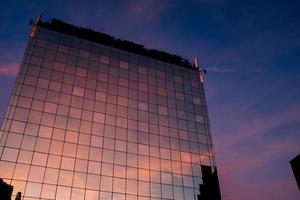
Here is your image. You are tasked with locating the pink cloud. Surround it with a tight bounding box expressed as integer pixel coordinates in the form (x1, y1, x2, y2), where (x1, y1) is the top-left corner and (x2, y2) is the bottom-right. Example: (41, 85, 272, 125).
(214, 102, 300, 172)
(0, 64, 19, 75)
(221, 178, 297, 200)
(214, 102, 300, 147)
(211, 100, 300, 200)
(220, 136, 299, 176)
(265, 136, 300, 153)
(218, 146, 299, 200)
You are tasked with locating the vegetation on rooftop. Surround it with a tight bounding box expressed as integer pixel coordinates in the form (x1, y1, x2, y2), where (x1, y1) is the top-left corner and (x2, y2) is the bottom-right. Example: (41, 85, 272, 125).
(37, 18, 194, 69)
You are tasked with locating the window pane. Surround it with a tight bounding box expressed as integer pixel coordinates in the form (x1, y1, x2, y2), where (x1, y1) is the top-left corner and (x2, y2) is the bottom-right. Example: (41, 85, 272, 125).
(58, 170, 73, 186)
(56, 186, 71, 200)
(113, 177, 125, 193)
(13, 164, 30, 181)
(6, 133, 22, 148)
(101, 176, 113, 191)
(28, 166, 45, 182)
(61, 157, 75, 170)
(25, 182, 42, 198)
(41, 184, 56, 199)
(2, 147, 18, 162)
(73, 172, 86, 188)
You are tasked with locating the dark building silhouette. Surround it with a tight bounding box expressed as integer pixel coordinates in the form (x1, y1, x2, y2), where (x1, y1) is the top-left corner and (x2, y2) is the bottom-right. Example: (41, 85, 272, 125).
(15, 192, 22, 200)
(0, 178, 13, 200)
(0, 15, 221, 199)
(197, 166, 221, 200)
(290, 154, 300, 190)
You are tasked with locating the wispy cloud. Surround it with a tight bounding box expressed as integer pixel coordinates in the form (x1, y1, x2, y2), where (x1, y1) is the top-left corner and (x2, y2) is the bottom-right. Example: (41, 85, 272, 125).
(214, 101, 300, 200)
(206, 66, 266, 73)
(221, 178, 296, 200)
(206, 66, 237, 73)
(0, 63, 19, 75)
(227, 103, 300, 145)
(218, 133, 299, 200)
(220, 135, 299, 174)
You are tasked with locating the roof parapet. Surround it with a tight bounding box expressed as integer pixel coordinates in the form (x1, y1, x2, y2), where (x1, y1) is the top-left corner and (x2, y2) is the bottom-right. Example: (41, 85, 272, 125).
(36, 17, 196, 70)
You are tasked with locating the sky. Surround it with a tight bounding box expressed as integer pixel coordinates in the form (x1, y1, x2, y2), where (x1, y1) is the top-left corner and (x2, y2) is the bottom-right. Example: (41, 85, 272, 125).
(0, 0, 300, 199)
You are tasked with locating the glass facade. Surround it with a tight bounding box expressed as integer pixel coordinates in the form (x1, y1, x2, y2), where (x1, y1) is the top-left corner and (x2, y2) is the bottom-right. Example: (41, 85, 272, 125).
(0, 24, 217, 200)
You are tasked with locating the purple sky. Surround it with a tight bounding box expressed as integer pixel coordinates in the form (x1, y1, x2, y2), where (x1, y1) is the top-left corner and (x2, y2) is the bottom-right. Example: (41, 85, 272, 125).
(1, 0, 300, 199)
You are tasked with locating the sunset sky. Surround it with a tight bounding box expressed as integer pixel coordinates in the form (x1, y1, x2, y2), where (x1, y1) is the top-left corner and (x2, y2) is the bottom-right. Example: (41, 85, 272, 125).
(1, 0, 299, 199)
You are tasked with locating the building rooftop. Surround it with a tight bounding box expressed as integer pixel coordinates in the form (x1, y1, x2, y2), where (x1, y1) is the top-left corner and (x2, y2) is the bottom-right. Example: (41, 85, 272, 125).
(37, 18, 196, 70)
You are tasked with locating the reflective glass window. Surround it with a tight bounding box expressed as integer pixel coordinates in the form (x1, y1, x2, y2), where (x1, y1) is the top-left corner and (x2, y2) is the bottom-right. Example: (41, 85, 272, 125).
(28, 166, 45, 182)
(41, 184, 56, 199)
(75, 159, 88, 173)
(61, 157, 75, 170)
(56, 186, 71, 200)
(6, 133, 22, 148)
(25, 182, 42, 198)
(2, 147, 18, 162)
(17, 150, 33, 164)
(88, 161, 101, 174)
(100, 176, 113, 191)
(13, 163, 30, 181)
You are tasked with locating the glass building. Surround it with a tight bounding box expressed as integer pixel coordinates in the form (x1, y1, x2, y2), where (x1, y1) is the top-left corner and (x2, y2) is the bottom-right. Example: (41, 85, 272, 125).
(0, 17, 220, 200)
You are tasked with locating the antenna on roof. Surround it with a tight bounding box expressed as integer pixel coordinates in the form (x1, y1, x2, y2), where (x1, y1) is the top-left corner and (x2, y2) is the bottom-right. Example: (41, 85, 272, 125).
(30, 12, 43, 37)
(194, 56, 207, 83)
(194, 56, 199, 70)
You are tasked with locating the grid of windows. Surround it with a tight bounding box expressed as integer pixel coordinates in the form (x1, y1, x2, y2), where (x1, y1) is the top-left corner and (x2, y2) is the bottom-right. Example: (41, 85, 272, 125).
(0, 27, 215, 200)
